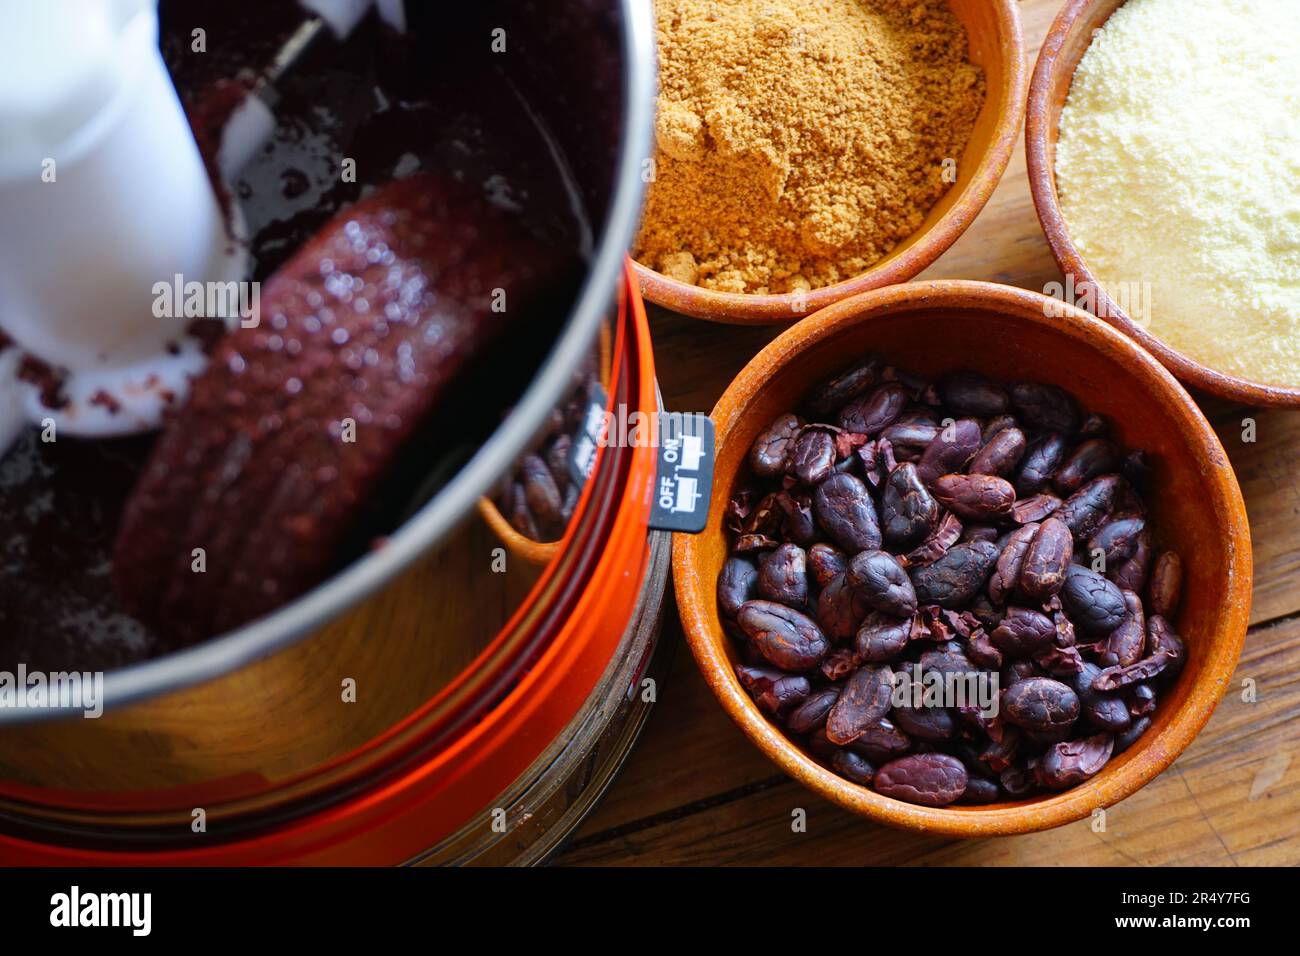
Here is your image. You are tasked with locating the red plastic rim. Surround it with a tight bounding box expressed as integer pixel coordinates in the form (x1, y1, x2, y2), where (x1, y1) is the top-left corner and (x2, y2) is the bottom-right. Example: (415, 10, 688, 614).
(0, 261, 661, 865)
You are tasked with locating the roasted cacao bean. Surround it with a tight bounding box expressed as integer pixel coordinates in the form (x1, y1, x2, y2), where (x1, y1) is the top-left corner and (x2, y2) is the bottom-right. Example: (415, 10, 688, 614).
(1018, 517, 1073, 601)
(831, 749, 877, 786)
(749, 413, 802, 478)
(1147, 550, 1183, 619)
(806, 355, 884, 416)
(915, 418, 982, 486)
(940, 371, 1009, 418)
(910, 539, 1000, 609)
(807, 542, 848, 589)
(789, 426, 838, 486)
(1060, 564, 1127, 635)
(854, 611, 913, 662)
(813, 472, 882, 553)
(1000, 761, 1037, 798)
(961, 774, 1003, 804)
(521, 454, 565, 537)
(787, 686, 840, 734)
(815, 573, 872, 641)
(839, 382, 908, 436)
(1072, 662, 1132, 732)
(1015, 432, 1069, 497)
(738, 600, 829, 672)
(1011, 382, 1080, 434)
(1035, 733, 1113, 789)
(717, 556, 758, 618)
(757, 543, 808, 608)
(988, 523, 1038, 605)
(1115, 715, 1152, 753)
(1093, 650, 1175, 691)
(983, 414, 1019, 442)
(850, 717, 913, 762)
(1056, 474, 1125, 540)
(1089, 513, 1146, 568)
(969, 426, 1026, 478)
(1098, 589, 1145, 667)
(875, 753, 968, 807)
(881, 462, 940, 550)
(1110, 528, 1153, 592)
(991, 606, 1057, 657)
(918, 640, 976, 679)
(931, 473, 1016, 521)
(1002, 677, 1080, 735)
(892, 700, 956, 742)
(906, 512, 964, 566)
(742, 491, 784, 538)
(775, 490, 817, 546)
(961, 523, 1000, 544)
(821, 646, 857, 681)
(1012, 492, 1062, 524)
(826, 665, 895, 744)
(735, 665, 811, 717)
(1146, 614, 1186, 679)
(1126, 682, 1157, 716)
(847, 549, 917, 617)
(968, 628, 1003, 668)
(1053, 438, 1118, 495)
(1034, 643, 1085, 677)
(880, 422, 942, 461)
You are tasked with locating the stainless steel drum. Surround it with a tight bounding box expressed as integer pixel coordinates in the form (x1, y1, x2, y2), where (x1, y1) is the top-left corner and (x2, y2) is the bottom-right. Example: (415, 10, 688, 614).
(0, 0, 659, 865)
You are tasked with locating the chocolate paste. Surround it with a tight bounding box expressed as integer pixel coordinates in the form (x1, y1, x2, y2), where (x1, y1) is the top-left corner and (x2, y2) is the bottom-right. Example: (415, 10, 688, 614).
(0, 0, 586, 668)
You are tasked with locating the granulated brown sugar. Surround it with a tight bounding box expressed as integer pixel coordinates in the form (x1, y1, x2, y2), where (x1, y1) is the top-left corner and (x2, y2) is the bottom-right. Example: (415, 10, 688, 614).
(634, 0, 985, 295)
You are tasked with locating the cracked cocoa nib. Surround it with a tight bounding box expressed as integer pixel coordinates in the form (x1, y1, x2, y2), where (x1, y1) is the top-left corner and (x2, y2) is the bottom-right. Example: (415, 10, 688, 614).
(113, 174, 577, 643)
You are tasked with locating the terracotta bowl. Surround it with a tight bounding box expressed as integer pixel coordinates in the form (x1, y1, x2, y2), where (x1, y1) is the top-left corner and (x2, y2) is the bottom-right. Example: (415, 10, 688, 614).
(476, 322, 616, 566)
(1026, 0, 1300, 408)
(673, 280, 1252, 836)
(476, 498, 561, 566)
(633, 0, 1027, 324)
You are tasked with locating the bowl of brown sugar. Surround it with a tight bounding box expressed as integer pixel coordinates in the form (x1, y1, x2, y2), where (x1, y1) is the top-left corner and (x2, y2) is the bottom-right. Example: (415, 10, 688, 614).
(632, 0, 1027, 324)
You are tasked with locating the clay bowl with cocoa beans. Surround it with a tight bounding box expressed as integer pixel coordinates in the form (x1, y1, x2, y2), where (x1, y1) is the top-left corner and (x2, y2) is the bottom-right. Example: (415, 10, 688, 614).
(673, 280, 1251, 837)
(634, 0, 1027, 324)
(1026, 0, 1300, 408)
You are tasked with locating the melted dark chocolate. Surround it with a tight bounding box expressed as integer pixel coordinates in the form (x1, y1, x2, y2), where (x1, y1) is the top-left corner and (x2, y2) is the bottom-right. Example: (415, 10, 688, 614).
(0, 0, 585, 669)
(0, 432, 161, 672)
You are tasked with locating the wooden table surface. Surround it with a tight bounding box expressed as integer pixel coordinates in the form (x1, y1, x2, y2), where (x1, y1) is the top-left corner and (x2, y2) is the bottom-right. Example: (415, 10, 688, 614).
(555, 0, 1300, 866)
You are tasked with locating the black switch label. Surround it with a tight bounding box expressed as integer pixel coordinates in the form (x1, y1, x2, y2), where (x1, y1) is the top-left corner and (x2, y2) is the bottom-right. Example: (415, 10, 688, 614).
(649, 413, 715, 534)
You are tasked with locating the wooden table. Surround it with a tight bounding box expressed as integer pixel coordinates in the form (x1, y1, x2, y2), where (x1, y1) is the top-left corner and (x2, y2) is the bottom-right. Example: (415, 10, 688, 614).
(556, 0, 1300, 866)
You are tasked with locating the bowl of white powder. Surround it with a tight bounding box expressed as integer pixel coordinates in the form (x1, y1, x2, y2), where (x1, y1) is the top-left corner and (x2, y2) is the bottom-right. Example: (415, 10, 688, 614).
(1026, 0, 1300, 407)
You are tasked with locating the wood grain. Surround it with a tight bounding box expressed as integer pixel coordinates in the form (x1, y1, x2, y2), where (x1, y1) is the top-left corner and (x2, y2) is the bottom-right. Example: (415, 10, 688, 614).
(560, 613, 1300, 866)
(558, 0, 1300, 865)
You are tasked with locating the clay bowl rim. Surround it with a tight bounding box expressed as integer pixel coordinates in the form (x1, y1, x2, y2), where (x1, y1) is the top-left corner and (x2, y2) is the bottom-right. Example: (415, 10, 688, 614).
(672, 279, 1253, 837)
(632, 0, 1028, 325)
(1025, 0, 1300, 409)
